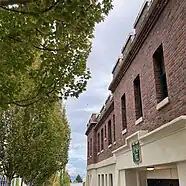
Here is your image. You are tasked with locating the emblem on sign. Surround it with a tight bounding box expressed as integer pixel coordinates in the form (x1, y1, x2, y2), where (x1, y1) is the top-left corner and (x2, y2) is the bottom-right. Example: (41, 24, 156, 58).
(132, 141, 141, 164)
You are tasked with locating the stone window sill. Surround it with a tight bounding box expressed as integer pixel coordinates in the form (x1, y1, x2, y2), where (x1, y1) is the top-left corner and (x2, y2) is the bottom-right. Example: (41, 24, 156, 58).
(135, 116, 143, 125)
(104, 138, 107, 141)
(156, 97, 169, 110)
(122, 128, 127, 135)
(97, 152, 100, 156)
(100, 150, 104, 153)
(108, 144, 112, 149)
(113, 141, 116, 145)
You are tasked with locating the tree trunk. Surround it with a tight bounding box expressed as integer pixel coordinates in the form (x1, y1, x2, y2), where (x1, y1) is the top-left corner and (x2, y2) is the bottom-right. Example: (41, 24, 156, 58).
(6, 177, 12, 186)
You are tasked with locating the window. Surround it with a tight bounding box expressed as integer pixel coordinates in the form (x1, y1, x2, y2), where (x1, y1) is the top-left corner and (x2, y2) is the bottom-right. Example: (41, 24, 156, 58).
(105, 174, 108, 186)
(88, 141, 89, 157)
(90, 138, 92, 156)
(98, 133, 100, 153)
(98, 175, 100, 186)
(108, 120, 112, 145)
(102, 174, 104, 186)
(134, 75, 143, 120)
(90, 175, 92, 184)
(121, 94, 127, 129)
(109, 174, 113, 186)
(88, 175, 92, 186)
(153, 44, 168, 103)
(113, 115, 116, 142)
(101, 128, 104, 150)
(104, 125, 107, 139)
(87, 175, 89, 186)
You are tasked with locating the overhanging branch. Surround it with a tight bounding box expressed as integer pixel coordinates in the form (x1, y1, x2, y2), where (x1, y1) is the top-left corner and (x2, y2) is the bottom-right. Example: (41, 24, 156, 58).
(0, 0, 30, 6)
(0, 0, 60, 15)
(7, 83, 57, 107)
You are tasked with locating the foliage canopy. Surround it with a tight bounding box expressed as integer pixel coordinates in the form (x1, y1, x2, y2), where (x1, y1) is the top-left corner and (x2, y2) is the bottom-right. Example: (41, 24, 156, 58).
(0, 101, 70, 186)
(0, 0, 112, 108)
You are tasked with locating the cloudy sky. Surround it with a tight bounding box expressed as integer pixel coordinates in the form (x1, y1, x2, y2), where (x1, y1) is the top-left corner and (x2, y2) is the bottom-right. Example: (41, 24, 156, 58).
(66, 0, 144, 180)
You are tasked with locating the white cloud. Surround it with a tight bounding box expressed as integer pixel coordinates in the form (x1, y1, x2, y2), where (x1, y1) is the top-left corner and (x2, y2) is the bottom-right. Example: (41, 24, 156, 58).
(75, 105, 101, 113)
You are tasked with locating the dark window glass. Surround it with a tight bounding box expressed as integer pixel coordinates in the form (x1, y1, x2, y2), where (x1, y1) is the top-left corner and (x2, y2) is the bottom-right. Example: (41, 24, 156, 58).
(101, 128, 104, 150)
(153, 44, 168, 102)
(98, 175, 100, 186)
(104, 125, 107, 138)
(108, 120, 112, 145)
(113, 115, 116, 142)
(98, 133, 100, 153)
(88, 141, 89, 157)
(134, 75, 143, 120)
(90, 138, 92, 156)
(121, 94, 127, 129)
(109, 174, 113, 186)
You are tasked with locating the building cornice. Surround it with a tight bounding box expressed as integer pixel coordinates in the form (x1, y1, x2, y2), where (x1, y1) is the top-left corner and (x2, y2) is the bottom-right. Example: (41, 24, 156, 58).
(95, 101, 114, 131)
(133, 1, 149, 29)
(85, 122, 96, 136)
(109, 0, 169, 92)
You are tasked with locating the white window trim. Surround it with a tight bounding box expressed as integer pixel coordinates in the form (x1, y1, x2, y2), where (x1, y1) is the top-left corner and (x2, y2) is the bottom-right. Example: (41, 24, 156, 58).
(97, 152, 100, 155)
(135, 116, 143, 125)
(113, 141, 116, 145)
(104, 138, 107, 141)
(156, 97, 169, 110)
(122, 128, 127, 135)
(100, 150, 104, 153)
(108, 144, 112, 148)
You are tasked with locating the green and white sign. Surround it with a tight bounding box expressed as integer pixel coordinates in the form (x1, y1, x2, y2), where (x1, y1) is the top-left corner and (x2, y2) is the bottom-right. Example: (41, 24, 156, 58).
(132, 141, 141, 164)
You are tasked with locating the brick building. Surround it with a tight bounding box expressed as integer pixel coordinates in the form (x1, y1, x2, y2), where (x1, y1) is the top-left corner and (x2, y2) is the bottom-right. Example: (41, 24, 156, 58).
(85, 0, 186, 186)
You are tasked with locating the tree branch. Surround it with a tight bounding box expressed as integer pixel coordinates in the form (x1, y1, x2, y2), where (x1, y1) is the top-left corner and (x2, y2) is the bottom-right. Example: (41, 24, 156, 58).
(41, 0, 60, 13)
(0, 0, 60, 15)
(7, 35, 70, 52)
(7, 83, 57, 107)
(0, 0, 29, 6)
(7, 35, 22, 42)
(0, 5, 37, 15)
(33, 44, 66, 52)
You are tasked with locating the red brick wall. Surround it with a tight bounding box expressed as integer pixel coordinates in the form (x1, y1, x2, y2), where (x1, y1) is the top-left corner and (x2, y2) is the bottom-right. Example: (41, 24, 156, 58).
(113, 0, 186, 148)
(87, 0, 186, 165)
(95, 110, 120, 163)
(87, 129, 96, 165)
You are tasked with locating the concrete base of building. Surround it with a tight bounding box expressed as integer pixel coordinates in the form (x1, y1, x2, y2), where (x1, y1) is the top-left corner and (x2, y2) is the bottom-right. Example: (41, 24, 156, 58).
(86, 116, 186, 186)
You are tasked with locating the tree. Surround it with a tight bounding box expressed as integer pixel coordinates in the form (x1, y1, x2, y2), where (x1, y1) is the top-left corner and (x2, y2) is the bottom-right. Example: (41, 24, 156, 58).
(0, 109, 19, 185)
(0, 101, 70, 186)
(16, 102, 70, 186)
(75, 175, 83, 183)
(0, 0, 113, 108)
(60, 170, 70, 186)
